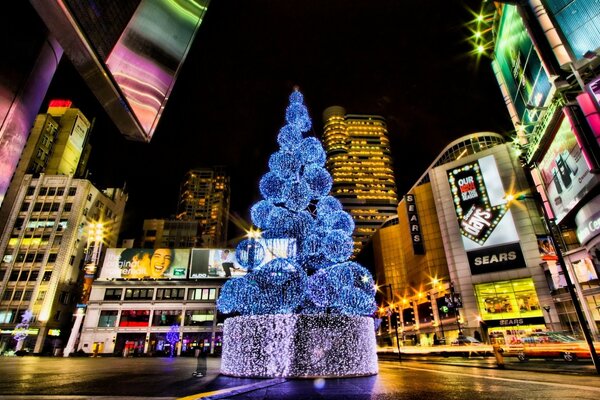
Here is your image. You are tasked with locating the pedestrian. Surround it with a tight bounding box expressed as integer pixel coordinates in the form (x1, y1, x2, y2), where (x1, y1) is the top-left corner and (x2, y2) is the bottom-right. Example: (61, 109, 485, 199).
(192, 346, 208, 377)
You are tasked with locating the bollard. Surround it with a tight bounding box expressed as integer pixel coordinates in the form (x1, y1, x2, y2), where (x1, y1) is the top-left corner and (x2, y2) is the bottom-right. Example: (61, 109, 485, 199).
(492, 343, 505, 369)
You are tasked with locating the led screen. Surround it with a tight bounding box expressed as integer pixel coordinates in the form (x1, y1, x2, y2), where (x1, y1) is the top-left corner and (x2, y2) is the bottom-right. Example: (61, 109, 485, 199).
(492, 5, 551, 134)
(537, 115, 600, 222)
(31, 0, 210, 142)
(100, 248, 190, 279)
(544, 0, 600, 61)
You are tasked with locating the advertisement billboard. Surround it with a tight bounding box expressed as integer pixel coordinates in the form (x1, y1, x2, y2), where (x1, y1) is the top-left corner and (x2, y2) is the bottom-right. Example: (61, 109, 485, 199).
(447, 155, 525, 275)
(543, 0, 600, 62)
(99, 248, 189, 279)
(492, 5, 552, 132)
(189, 249, 246, 279)
(538, 114, 600, 222)
(188, 239, 296, 278)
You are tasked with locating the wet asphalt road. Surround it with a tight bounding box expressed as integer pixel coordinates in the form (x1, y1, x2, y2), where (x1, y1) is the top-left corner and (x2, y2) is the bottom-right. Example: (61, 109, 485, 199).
(0, 355, 598, 399)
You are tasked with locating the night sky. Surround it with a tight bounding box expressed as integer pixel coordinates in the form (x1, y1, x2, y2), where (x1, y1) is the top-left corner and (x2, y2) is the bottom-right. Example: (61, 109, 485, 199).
(43, 0, 513, 242)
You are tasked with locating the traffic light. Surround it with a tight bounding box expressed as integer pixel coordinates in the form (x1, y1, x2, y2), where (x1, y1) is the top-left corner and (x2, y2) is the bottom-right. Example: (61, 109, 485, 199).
(427, 293, 433, 319)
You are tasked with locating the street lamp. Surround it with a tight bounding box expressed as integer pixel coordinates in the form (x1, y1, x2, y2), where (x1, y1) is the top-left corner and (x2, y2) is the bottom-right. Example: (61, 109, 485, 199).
(377, 284, 401, 361)
(506, 192, 600, 374)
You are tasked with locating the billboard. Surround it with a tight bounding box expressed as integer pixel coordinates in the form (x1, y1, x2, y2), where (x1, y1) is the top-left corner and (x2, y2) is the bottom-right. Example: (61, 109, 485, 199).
(100, 248, 189, 279)
(447, 155, 525, 275)
(189, 239, 296, 278)
(189, 249, 246, 279)
(31, 0, 210, 142)
(544, 0, 600, 62)
(537, 114, 600, 222)
(492, 5, 552, 134)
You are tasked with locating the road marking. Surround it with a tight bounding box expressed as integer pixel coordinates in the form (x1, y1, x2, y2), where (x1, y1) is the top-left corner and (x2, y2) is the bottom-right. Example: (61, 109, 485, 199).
(178, 378, 286, 400)
(396, 365, 600, 392)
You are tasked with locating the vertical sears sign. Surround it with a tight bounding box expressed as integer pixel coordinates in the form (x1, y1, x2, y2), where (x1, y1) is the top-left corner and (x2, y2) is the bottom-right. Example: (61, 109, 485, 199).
(404, 194, 424, 254)
(447, 155, 525, 275)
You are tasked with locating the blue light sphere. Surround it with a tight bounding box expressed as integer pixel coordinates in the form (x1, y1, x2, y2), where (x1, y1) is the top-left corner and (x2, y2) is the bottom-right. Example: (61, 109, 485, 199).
(285, 180, 312, 211)
(322, 230, 354, 263)
(259, 172, 290, 203)
(286, 103, 312, 132)
(277, 125, 303, 150)
(250, 258, 308, 314)
(250, 200, 274, 229)
(269, 149, 301, 179)
(303, 165, 332, 199)
(235, 239, 266, 270)
(317, 196, 343, 215)
(299, 137, 326, 166)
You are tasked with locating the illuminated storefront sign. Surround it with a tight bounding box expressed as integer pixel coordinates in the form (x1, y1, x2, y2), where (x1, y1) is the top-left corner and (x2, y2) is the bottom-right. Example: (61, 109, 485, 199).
(48, 329, 61, 336)
(447, 155, 525, 275)
(100, 248, 190, 280)
(404, 194, 424, 255)
(1, 328, 39, 335)
(474, 278, 543, 322)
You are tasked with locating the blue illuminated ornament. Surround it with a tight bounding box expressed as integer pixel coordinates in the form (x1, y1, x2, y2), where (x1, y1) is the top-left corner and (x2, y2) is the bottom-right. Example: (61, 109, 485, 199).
(259, 172, 290, 203)
(303, 165, 332, 199)
(269, 150, 301, 179)
(285, 180, 311, 211)
(298, 137, 326, 166)
(317, 196, 343, 215)
(235, 239, 266, 270)
(166, 324, 179, 357)
(250, 200, 274, 229)
(277, 125, 303, 150)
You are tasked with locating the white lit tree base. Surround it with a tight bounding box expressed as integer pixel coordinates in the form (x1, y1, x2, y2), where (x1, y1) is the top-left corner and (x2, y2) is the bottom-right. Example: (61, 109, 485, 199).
(220, 314, 378, 378)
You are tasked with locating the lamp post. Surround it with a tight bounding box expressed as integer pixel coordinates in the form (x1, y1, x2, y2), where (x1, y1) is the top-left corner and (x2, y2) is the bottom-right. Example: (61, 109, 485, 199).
(507, 193, 600, 374)
(64, 221, 104, 357)
(379, 284, 401, 361)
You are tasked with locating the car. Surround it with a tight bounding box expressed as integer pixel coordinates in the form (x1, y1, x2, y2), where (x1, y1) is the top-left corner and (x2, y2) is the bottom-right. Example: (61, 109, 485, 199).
(451, 336, 483, 346)
(449, 336, 491, 357)
(508, 332, 592, 362)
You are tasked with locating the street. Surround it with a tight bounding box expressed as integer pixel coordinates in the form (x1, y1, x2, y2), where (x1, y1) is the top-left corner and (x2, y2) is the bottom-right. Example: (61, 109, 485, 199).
(0, 355, 598, 399)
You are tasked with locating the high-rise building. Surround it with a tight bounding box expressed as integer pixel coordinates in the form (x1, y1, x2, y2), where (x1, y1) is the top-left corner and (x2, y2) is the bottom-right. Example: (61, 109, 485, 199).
(322, 106, 398, 255)
(177, 167, 230, 248)
(25, 100, 92, 176)
(0, 174, 127, 354)
(141, 219, 200, 249)
(0, 100, 92, 238)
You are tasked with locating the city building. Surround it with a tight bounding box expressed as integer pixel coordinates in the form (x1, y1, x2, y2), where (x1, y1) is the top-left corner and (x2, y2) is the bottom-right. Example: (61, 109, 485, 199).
(470, 1, 600, 340)
(322, 106, 398, 255)
(176, 167, 230, 248)
(77, 238, 293, 356)
(373, 132, 564, 347)
(141, 219, 200, 249)
(0, 174, 126, 354)
(0, 99, 93, 257)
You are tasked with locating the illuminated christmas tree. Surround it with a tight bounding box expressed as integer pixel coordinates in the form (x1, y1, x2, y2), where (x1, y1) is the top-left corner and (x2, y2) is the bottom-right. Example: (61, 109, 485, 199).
(217, 88, 378, 378)
(217, 88, 376, 316)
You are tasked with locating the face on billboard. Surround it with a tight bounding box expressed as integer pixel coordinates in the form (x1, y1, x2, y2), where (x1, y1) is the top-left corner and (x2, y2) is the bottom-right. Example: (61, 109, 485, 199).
(538, 115, 600, 222)
(100, 248, 189, 279)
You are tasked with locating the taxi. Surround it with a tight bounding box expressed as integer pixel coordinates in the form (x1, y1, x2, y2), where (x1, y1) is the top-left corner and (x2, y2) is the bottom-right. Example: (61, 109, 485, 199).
(506, 332, 592, 362)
